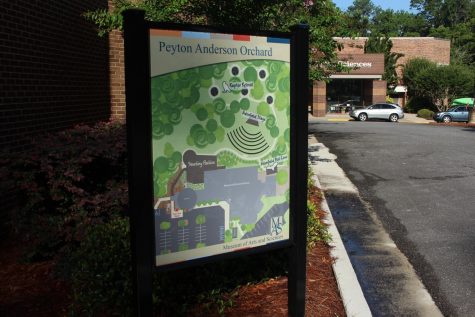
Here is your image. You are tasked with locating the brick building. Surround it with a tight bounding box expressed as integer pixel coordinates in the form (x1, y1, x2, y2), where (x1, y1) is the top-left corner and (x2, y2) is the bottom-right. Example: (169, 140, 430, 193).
(310, 37, 451, 117)
(1, 3, 452, 148)
(0, 0, 110, 152)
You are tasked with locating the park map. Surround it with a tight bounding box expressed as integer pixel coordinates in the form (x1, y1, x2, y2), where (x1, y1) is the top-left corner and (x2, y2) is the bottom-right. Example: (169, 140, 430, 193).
(151, 58, 291, 266)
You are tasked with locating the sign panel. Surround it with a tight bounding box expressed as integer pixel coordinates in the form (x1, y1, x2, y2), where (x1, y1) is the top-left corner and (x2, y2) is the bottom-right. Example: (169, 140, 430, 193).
(336, 53, 384, 75)
(149, 28, 291, 267)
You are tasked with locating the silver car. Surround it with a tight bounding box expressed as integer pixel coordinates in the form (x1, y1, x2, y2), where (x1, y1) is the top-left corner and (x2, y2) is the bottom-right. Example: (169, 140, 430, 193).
(350, 103, 404, 122)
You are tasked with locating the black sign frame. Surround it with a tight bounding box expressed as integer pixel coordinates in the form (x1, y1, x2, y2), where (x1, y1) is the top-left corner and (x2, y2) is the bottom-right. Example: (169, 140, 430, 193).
(123, 9, 308, 316)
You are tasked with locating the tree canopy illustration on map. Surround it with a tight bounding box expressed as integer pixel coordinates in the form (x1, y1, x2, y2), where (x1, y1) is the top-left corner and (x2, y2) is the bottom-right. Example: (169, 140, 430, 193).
(152, 59, 290, 266)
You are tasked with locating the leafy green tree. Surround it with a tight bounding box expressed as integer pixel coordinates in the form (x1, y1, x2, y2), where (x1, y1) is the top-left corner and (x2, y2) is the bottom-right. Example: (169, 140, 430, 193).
(403, 57, 474, 111)
(411, 0, 472, 29)
(364, 36, 404, 89)
(345, 0, 376, 36)
(429, 18, 475, 66)
(410, 0, 475, 65)
(85, 0, 349, 81)
(370, 9, 426, 37)
(402, 57, 435, 97)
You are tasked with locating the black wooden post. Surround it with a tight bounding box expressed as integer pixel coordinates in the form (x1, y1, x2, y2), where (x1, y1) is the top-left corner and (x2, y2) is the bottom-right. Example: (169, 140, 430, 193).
(288, 24, 309, 317)
(123, 9, 155, 316)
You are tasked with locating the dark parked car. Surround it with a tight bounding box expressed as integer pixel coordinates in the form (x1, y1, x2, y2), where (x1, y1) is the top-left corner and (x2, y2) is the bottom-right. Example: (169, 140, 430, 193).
(329, 100, 362, 113)
(433, 106, 470, 123)
(349, 103, 404, 122)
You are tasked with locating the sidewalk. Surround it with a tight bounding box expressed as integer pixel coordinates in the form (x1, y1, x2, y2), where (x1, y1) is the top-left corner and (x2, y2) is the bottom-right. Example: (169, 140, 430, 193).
(307, 135, 443, 317)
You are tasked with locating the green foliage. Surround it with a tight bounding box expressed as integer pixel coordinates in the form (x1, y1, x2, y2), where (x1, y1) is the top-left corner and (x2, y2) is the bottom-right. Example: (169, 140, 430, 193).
(403, 57, 475, 111)
(307, 168, 331, 250)
(70, 217, 133, 315)
(417, 109, 435, 119)
(340, 0, 475, 65)
(405, 96, 437, 113)
(364, 36, 404, 88)
(85, 0, 348, 81)
(70, 217, 289, 316)
(307, 201, 331, 249)
(403, 57, 435, 96)
(82, 8, 124, 37)
(370, 8, 427, 36)
(0, 122, 127, 260)
(345, 0, 375, 36)
(411, 0, 473, 30)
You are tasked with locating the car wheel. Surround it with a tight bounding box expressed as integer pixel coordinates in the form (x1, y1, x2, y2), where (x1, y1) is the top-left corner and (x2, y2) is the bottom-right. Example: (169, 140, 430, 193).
(389, 114, 399, 122)
(358, 113, 368, 121)
(442, 115, 452, 123)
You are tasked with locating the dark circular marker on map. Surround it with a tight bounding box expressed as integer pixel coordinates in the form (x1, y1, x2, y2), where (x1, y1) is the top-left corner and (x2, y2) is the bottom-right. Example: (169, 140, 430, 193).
(210, 86, 219, 97)
(267, 95, 274, 104)
(259, 69, 266, 79)
(241, 89, 248, 96)
(231, 66, 239, 76)
(182, 150, 197, 165)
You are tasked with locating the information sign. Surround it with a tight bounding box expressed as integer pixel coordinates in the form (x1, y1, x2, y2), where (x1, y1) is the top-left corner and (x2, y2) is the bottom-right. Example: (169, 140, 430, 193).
(149, 28, 292, 267)
(123, 10, 308, 314)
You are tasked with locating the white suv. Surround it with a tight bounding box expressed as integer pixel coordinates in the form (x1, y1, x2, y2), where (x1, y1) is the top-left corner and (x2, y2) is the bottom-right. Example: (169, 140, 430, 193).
(350, 103, 404, 122)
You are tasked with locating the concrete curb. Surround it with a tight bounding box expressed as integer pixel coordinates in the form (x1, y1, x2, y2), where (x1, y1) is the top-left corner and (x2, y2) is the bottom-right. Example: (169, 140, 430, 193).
(308, 135, 372, 317)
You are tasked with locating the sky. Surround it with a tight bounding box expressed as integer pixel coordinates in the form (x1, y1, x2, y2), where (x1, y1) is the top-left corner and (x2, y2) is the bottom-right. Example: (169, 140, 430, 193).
(333, 0, 414, 12)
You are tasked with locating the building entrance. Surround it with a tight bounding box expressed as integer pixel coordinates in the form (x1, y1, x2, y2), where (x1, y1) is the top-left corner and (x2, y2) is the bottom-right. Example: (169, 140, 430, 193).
(326, 79, 373, 113)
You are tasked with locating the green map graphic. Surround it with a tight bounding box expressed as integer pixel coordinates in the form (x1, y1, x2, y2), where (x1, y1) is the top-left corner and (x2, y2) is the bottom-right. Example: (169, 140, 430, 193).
(152, 59, 290, 264)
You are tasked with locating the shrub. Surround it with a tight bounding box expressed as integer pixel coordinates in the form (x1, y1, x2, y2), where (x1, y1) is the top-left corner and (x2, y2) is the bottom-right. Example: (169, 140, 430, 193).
(417, 109, 435, 120)
(405, 96, 437, 113)
(70, 217, 133, 316)
(307, 200, 331, 249)
(307, 168, 331, 249)
(70, 217, 288, 316)
(1, 121, 128, 260)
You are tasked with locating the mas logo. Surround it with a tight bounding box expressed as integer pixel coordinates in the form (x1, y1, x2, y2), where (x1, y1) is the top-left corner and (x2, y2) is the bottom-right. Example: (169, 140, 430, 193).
(270, 216, 284, 236)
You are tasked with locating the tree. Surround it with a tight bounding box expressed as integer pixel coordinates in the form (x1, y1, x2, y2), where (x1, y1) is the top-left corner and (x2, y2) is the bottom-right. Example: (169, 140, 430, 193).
(370, 9, 426, 37)
(364, 36, 404, 89)
(403, 57, 475, 111)
(402, 57, 435, 97)
(85, 0, 348, 81)
(411, 0, 473, 28)
(346, 0, 376, 36)
(410, 0, 475, 65)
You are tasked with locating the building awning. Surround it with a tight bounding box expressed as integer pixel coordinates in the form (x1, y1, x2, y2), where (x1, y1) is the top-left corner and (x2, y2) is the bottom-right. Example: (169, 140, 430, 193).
(394, 85, 407, 93)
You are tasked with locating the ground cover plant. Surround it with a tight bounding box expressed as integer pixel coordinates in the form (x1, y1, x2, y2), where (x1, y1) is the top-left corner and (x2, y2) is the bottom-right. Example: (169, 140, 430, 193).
(0, 121, 128, 261)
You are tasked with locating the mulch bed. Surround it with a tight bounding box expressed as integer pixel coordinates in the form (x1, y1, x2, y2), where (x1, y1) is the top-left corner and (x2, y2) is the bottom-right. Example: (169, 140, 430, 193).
(223, 184, 345, 317)
(0, 242, 70, 317)
(0, 184, 345, 316)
